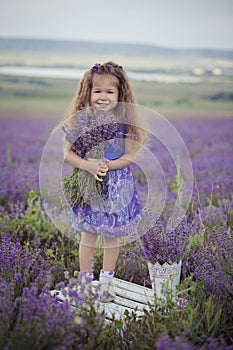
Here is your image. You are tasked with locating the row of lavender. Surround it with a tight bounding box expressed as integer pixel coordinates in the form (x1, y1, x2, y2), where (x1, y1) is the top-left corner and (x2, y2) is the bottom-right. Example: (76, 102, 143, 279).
(1, 117, 232, 212)
(0, 117, 233, 349)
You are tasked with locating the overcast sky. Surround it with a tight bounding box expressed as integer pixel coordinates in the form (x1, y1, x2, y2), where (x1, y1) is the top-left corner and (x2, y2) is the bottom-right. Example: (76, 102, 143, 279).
(0, 0, 232, 50)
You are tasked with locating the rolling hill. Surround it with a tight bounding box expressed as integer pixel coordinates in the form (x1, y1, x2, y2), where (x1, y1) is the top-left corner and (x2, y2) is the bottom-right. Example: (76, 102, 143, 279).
(0, 37, 232, 60)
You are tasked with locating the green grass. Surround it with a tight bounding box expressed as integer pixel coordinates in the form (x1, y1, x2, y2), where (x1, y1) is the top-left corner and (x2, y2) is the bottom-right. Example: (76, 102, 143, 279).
(132, 77, 233, 111)
(0, 75, 232, 119)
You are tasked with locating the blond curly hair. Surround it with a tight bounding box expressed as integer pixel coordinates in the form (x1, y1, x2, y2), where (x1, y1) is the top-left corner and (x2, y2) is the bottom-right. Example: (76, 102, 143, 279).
(63, 61, 146, 144)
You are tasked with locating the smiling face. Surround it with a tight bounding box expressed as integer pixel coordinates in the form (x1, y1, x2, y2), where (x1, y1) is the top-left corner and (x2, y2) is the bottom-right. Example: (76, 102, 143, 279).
(90, 74, 119, 112)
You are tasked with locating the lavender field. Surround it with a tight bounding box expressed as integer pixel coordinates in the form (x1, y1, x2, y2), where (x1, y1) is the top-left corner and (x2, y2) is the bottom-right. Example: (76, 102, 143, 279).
(0, 116, 233, 349)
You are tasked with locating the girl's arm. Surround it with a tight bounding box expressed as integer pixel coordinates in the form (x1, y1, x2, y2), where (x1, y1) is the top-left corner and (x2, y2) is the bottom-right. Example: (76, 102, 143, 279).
(106, 137, 140, 170)
(64, 143, 88, 170)
(64, 143, 108, 181)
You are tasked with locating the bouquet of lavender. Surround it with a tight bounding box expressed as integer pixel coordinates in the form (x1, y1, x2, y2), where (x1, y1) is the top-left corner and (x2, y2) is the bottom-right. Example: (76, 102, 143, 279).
(62, 108, 121, 208)
(139, 218, 189, 265)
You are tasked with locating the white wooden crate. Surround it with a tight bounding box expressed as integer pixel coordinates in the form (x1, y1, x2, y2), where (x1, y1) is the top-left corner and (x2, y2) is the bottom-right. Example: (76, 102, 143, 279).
(50, 278, 155, 321)
(97, 278, 154, 321)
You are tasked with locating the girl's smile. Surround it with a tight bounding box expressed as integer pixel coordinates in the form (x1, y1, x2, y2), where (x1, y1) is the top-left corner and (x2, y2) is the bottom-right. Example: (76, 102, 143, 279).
(91, 74, 119, 112)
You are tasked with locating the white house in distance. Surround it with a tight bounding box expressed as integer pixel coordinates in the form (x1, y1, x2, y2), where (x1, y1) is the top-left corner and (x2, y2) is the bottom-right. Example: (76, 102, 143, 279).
(192, 67, 223, 76)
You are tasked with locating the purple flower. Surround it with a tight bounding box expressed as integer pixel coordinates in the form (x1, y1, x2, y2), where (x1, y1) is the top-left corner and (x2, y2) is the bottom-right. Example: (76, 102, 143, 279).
(128, 251, 135, 259)
(157, 332, 194, 350)
(139, 218, 189, 264)
(190, 225, 233, 297)
(62, 109, 128, 207)
(92, 64, 99, 71)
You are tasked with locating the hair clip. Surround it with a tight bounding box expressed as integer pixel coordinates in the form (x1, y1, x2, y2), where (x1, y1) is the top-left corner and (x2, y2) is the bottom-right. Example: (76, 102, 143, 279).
(92, 64, 99, 71)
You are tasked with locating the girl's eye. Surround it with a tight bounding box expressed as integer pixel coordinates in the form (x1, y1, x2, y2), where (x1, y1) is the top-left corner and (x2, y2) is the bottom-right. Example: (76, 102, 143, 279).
(93, 90, 115, 94)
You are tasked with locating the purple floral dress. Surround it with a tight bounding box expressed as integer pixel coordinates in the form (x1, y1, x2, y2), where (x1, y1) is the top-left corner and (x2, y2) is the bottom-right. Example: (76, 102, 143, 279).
(71, 126, 142, 237)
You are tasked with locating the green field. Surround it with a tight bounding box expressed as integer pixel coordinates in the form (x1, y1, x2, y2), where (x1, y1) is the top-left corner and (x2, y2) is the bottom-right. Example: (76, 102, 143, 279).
(0, 74, 232, 120)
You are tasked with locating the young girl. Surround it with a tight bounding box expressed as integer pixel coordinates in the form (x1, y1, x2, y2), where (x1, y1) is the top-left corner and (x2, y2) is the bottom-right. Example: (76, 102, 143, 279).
(63, 62, 145, 301)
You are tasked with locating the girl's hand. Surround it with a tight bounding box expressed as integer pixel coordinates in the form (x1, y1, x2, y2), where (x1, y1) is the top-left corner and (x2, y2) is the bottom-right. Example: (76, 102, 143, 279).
(85, 158, 109, 181)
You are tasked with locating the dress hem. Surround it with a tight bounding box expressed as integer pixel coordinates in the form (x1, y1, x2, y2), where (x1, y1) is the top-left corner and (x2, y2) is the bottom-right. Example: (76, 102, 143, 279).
(71, 213, 142, 238)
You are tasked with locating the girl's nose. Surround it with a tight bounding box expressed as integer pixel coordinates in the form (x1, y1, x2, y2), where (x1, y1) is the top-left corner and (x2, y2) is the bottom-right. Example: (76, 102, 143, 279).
(99, 92, 107, 100)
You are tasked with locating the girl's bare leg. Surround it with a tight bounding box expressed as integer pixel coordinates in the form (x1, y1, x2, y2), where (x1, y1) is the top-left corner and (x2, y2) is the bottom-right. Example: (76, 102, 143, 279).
(103, 237, 119, 271)
(79, 232, 98, 272)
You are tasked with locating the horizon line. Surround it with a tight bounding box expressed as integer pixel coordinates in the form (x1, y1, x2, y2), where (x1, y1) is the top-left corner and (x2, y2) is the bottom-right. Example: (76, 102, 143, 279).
(0, 35, 233, 53)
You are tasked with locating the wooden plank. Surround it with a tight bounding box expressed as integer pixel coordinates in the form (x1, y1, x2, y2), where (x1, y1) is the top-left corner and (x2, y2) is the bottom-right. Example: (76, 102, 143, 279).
(113, 278, 153, 296)
(112, 295, 151, 312)
(94, 278, 154, 320)
(97, 299, 145, 320)
(49, 289, 145, 320)
(112, 278, 154, 305)
(49, 278, 155, 321)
